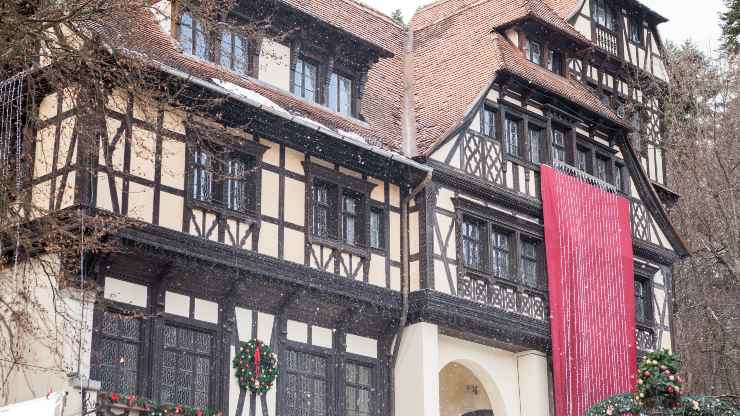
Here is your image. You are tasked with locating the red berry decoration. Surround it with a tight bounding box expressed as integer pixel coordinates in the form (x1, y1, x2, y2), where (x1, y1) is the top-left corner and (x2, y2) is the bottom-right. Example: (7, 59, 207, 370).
(232, 339, 279, 395)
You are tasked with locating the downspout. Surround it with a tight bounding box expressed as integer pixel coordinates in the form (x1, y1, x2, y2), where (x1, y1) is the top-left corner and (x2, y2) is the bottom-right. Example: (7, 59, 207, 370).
(389, 170, 431, 414)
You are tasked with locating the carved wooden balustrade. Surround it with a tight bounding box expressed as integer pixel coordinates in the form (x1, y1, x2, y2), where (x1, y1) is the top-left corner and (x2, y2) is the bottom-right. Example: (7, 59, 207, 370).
(457, 273, 548, 321)
(594, 26, 622, 58)
(636, 324, 657, 352)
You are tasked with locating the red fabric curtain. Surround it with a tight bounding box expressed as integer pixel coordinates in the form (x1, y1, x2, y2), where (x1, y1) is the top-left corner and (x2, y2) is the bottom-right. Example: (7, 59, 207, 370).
(541, 165, 637, 416)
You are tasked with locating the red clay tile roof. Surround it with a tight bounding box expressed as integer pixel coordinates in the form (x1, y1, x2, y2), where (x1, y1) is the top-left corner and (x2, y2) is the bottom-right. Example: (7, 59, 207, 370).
(93, 0, 630, 157)
(92, 6, 405, 153)
(543, 0, 580, 19)
(279, 0, 403, 53)
(411, 0, 626, 154)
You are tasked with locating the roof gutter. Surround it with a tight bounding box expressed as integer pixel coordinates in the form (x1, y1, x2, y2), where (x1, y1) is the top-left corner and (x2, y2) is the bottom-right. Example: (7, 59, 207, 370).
(156, 62, 432, 175)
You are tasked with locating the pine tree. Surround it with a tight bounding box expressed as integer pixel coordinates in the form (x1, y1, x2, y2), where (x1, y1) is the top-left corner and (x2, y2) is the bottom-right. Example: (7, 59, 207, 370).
(721, 0, 740, 53)
(391, 9, 404, 25)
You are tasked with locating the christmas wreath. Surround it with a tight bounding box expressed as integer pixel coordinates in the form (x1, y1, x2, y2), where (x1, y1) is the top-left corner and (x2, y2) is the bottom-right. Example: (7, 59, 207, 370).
(233, 339, 279, 395)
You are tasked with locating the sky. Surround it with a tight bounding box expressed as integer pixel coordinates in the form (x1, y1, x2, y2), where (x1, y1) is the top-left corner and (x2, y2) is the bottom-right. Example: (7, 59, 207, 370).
(362, 0, 726, 52)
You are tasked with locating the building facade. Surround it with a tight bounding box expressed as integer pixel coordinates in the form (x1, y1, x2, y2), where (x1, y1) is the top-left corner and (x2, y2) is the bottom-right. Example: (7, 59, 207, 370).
(0, 0, 687, 416)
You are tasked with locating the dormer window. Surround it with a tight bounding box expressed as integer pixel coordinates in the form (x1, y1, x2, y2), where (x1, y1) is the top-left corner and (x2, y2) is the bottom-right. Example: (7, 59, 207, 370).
(523, 39, 542, 65)
(219, 30, 249, 75)
(548, 50, 564, 75)
(176, 10, 254, 77)
(592, 0, 618, 31)
(291, 56, 319, 103)
(178, 10, 208, 60)
(329, 71, 353, 116)
(628, 15, 643, 44)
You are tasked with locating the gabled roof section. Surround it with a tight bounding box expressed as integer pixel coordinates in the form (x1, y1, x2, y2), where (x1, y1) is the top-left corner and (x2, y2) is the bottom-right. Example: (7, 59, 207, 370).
(412, 0, 591, 46)
(278, 0, 403, 55)
(544, 0, 668, 24)
(89, 5, 406, 153)
(412, 0, 627, 154)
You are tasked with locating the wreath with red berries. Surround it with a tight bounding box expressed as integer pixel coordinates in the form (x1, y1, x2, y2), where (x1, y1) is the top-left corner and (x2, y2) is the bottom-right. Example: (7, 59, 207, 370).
(233, 339, 279, 395)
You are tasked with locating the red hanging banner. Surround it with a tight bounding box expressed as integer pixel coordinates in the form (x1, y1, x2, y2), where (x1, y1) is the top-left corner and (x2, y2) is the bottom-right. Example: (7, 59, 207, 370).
(541, 165, 637, 416)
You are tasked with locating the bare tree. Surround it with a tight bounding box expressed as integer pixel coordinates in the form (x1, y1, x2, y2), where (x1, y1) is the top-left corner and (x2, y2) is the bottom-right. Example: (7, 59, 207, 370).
(660, 42, 740, 406)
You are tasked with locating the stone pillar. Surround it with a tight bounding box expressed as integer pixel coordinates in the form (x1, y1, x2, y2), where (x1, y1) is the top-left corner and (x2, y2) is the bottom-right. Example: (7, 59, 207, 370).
(395, 322, 440, 416)
(516, 350, 551, 416)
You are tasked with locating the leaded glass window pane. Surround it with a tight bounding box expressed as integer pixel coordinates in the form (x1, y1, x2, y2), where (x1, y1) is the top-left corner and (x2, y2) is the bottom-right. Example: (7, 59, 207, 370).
(179, 12, 194, 55)
(343, 194, 359, 246)
(225, 156, 253, 212)
(635, 279, 651, 323)
(370, 208, 384, 250)
(293, 58, 318, 103)
(576, 148, 589, 172)
(552, 128, 567, 162)
(97, 311, 141, 395)
(530, 41, 542, 65)
(505, 118, 520, 156)
(329, 72, 353, 116)
(219, 31, 232, 68)
(595, 157, 609, 182)
(160, 325, 213, 409)
(528, 127, 543, 164)
(284, 350, 328, 416)
(192, 149, 212, 202)
(314, 183, 330, 238)
(492, 231, 510, 279)
(462, 218, 484, 269)
(346, 362, 373, 416)
(482, 108, 496, 137)
(521, 240, 539, 287)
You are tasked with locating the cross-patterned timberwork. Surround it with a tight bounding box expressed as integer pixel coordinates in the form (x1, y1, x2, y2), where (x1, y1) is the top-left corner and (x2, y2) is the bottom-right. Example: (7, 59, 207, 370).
(461, 131, 505, 185)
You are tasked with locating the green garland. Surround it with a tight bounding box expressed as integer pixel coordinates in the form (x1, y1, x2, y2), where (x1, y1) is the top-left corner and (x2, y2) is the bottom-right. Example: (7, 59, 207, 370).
(233, 339, 279, 395)
(587, 350, 739, 416)
(99, 392, 220, 416)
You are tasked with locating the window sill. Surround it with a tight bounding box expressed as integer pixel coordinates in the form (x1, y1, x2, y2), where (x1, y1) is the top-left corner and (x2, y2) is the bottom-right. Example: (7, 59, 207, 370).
(308, 234, 369, 258)
(188, 199, 259, 224)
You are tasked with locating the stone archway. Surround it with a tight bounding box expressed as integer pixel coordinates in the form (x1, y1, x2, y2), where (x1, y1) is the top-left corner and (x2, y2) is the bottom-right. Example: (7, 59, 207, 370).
(439, 362, 495, 416)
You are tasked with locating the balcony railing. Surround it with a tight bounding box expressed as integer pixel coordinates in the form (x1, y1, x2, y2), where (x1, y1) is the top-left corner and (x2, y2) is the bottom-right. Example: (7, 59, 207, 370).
(457, 274, 548, 321)
(637, 324, 657, 352)
(594, 25, 622, 58)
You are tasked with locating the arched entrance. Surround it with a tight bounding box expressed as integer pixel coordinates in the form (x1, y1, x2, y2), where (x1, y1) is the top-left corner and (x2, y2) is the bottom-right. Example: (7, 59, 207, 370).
(439, 362, 494, 416)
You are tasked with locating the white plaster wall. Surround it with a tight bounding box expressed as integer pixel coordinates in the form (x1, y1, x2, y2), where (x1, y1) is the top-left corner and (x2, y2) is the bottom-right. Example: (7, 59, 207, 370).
(395, 323, 440, 416)
(258, 39, 291, 91)
(0, 256, 96, 414)
(438, 335, 520, 416)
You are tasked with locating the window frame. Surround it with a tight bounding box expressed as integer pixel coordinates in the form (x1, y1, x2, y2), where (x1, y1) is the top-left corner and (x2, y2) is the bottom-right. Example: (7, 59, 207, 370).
(328, 69, 355, 117)
(454, 198, 546, 291)
(291, 54, 320, 103)
(344, 358, 376, 416)
(369, 204, 386, 252)
(592, 0, 618, 32)
(634, 275, 654, 325)
(304, 162, 377, 255)
(480, 106, 497, 138)
(627, 14, 643, 45)
(185, 124, 268, 222)
(461, 215, 488, 273)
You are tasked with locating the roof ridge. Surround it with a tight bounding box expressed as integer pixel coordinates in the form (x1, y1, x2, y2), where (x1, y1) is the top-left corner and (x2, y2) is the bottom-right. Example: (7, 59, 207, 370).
(342, 0, 406, 28)
(412, 0, 491, 32)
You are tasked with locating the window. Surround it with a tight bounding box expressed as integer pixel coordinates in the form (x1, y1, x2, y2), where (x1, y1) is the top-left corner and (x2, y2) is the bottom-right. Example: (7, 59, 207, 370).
(160, 325, 213, 408)
(521, 240, 540, 287)
(482, 107, 496, 138)
(576, 147, 590, 172)
(527, 127, 543, 164)
(329, 72, 353, 116)
(492, 230, 510, 278)
(292, 57, 319, 103)
(628, 15, 642, 43)
(462, 218, 485, 270)
(178, 11, 208, 60)
(313, 182, 334, 239)
(548, 50, 564, 75)
(369, 208, 385, 250)
(614, 162, 625, 192)
(190, 146, 257, 213)
(595, 156, 609, 182)
(635, 278, 652, 323)
(592, 0, 617, 31)
(523, 39, 542, 64)
(284, 349, 328, 416)
(551, 128, 567, 163)
(342, 193, 361, 246)
(97, 311, 142, 395)
(191, 149, 213, 203)
(224, 157, 253, 212)
(345, 362, 373, 416)
(505, 117, 520, 156)
(219, 31, 248, 75)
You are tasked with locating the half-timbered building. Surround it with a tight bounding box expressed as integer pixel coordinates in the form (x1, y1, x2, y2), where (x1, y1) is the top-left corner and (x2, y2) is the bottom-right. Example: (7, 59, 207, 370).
(0, 0, 688, 416)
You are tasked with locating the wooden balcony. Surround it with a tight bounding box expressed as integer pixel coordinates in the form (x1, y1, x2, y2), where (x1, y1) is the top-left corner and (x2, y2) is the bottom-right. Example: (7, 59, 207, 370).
(457, 273, 548, 321)
(594, 25, 623, 58)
